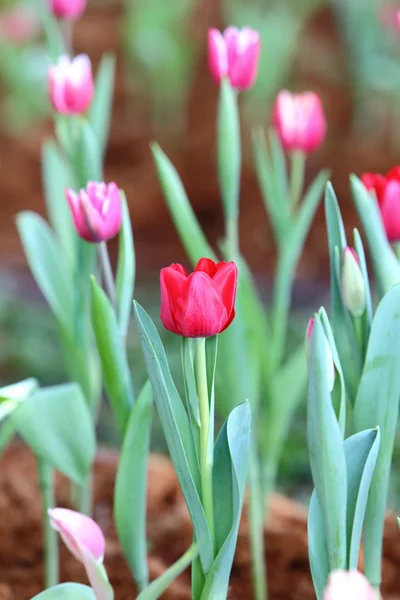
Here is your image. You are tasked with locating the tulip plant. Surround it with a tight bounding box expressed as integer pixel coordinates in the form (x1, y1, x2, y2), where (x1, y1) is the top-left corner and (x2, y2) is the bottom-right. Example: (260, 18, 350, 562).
(4, 2, 400, 600)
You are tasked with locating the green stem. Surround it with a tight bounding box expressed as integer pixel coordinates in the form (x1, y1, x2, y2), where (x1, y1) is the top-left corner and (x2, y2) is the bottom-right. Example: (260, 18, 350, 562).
(195, 337, 215, 555)
(36, 458, 59, 588)
(248, 441, 267, 600)
(98, 241, 117, 309)
(289, 150, 306, 213)
(271, 250, 292, 371)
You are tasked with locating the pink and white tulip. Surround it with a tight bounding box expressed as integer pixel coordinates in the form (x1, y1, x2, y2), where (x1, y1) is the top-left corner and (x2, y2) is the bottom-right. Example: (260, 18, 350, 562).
(48, 508, 105, 563)
(273, 90, 326, 154)
(66, 182, 122, 243)
(208, 26, 261, 91)
(48, 54, 94, 115)
(323, 570, 374, 600)
(49, 0, 87, 20)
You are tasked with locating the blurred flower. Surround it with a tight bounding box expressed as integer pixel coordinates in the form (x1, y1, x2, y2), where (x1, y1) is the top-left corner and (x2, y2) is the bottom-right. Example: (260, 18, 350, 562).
(362, 168, 400, 242)
(305, 317, 335, 392)
(208, 27, 261, 91)
(0, 6, 39, 45)
(160, 258, 238, 338)
(323, 570, 374, 600)
(49, 0, 87, 20)
(48, 508, 105, 563)
(341, 247, 366, 318)
(273, 91, 326, 154)
(66, 182, 122, 243)
(48, 54, 94, 115)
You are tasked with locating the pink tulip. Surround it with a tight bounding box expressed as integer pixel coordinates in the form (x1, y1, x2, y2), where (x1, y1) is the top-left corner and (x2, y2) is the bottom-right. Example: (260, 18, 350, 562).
(323, 570, 374, 600)
(48, 508, 105, 563)
(49, 0, 87, 20)
(273, 90, 327, 154)
(208, 27, 261, 91)
(66, 182, 122, 243)
(0, 7, 39, 45)
(48, 54, 94, 115)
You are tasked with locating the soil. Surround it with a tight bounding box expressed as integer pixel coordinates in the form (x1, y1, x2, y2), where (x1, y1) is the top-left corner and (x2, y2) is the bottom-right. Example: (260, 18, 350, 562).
(1, 444, 400, 600)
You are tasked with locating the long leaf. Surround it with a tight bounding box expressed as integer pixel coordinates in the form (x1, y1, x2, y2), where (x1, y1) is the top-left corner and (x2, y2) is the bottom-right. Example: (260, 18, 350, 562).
(200, 402, 251, 599)
(116, 192, 135, 340)
(307, 316, 347, 571)
(89, 54, 116, 158)
(91, 277, 134, 435)
(16, 212, 74, 330)
(353, 284, 400, 587)
(11, 383, 96, 484)
(115, 381, 153, 591)
(308, 491, 330, 600)
(31, 583, 96, 600)
(133, 301, 214, 573)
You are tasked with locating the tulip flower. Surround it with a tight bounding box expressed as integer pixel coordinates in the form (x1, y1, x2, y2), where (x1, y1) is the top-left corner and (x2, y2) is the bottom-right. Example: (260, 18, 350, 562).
(323, 570, 374, 600)
(361, 167, 400, 242)
(160, 258, 238, 338)
(305, 317, 335, 392)
(48, 54, 94, 115)
(341, 247, 366, 318)
(48, 508, 105, 563)
(49, 0, 87, 20)
(273, 90, 326, 154)
(0, 7, 39, 44)
(66, 182, 122, 243)
(208, 27, 261, 91)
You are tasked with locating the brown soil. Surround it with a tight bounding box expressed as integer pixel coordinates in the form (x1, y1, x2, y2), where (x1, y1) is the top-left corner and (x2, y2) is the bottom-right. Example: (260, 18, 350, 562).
(1, 444, 400, 600)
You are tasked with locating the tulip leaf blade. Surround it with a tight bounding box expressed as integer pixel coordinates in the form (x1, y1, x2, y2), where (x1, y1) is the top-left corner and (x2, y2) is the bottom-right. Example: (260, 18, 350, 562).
(308, 490, 330, 600)
(16, 211, 74, 331)
(133, 301, 214, 573)
(353, 284, 400, 587)
(91, 276, 134, 435)
(115, 381, 153, 591)
(116, 192, 135, 340)
(201, 401, 251, 599)
(90, 53, 116, 159)
(31, 583, 97, 600)
(11, 383, 96, 484)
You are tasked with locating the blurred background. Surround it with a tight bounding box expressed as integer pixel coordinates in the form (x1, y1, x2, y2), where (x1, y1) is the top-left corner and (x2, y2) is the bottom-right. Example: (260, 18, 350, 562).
(2, 0, 400, 503)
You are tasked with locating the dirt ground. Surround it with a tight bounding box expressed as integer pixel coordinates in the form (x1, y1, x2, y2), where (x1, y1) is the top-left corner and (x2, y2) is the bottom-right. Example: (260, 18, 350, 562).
(0, 443, 400, 600)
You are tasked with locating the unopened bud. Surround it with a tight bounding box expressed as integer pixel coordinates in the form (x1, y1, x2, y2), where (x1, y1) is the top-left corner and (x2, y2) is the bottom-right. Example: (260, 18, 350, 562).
(342, 247, 366, 318)
(305, 317, 335, 392)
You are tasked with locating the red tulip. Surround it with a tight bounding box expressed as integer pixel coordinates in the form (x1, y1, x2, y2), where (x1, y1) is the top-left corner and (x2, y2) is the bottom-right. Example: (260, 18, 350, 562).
(361, 167, 400, 242)
(160, 258, 238, 338)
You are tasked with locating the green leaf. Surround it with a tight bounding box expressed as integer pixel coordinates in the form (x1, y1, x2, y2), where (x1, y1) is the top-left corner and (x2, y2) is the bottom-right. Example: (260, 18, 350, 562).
(116, 192, 136, 340)
(133, 301, 214, 573)
(217, 79, 241, 221)
(115, 381, 153, 591)
(16, 212, 74, 330)
(41, 140, 75, 263)
(307, 316, 347, 571)
(344, 428, 380, 569)
(268, 130, 289, 228)
(89, 54, 116, 158)
(73, 120, 103, 186)
(31, 583, 96, 600)
(0, 420, 15, 458)
(201, 402, 251, 599)
(11, 384, 96, 484)
(91, 277, 134, 435)
(0, 378, 38, 402)
(151, 144, 216, 265)
(353, 284, 400, 587)
(308, 491, 330, 600)
(350, 174, 400, 296)
(353, 228, 373, 328)
(137, 543, 199, 600)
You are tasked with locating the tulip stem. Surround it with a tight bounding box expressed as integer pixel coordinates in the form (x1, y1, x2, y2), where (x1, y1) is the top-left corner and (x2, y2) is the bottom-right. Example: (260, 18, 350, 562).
(195, 337, 215, 556)
(98, 242, 117, 308)
(289, 150, 306, 212)
(36, 457, 59, 588)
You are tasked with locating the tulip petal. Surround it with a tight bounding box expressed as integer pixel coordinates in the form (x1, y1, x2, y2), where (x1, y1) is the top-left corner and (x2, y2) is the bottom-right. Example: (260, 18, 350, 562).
(195, 257, 218, 277)
(160, 266, 188, 334)
(208, 28, 228, 84)
(212, 262, 238, 320)
(48, 508, 105, 563)
(176, 271, 227, 337)
(381, 180, 400, 242)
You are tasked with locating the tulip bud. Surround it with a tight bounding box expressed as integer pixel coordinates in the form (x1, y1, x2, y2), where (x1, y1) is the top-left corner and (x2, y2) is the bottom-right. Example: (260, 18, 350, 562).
(48, 508, 105, 563)
(208, 27, 261, 91)
(160, 258, 238, 338)
(66, 182, 122, 243)
(305, 318, 335, 392)
(48, 54, 94, 115)
(341, 247, 366, 318)
(49, 0, 87, 20)
(273, 90, 326, 154)
(323, 570, 374, 600)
